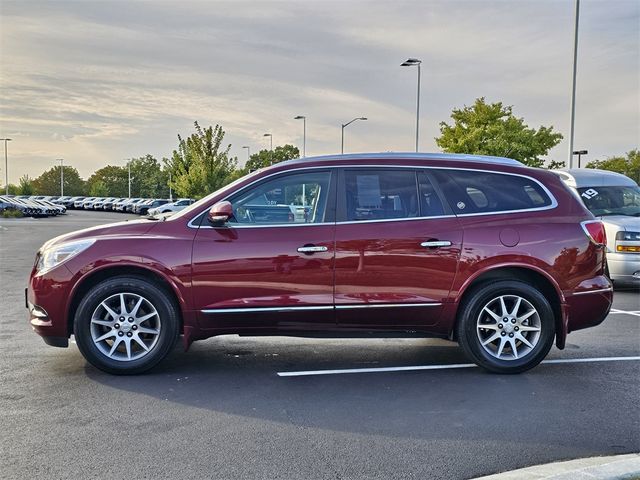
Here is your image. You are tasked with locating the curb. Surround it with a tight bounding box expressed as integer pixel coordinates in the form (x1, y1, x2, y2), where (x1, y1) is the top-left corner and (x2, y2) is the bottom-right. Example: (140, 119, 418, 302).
(473, 453, 640, 480)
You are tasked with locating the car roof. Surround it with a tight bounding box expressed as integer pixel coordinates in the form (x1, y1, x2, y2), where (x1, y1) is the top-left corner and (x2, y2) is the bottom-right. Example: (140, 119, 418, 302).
(553, 168, 638, 188)
(278, 152, 522, 168)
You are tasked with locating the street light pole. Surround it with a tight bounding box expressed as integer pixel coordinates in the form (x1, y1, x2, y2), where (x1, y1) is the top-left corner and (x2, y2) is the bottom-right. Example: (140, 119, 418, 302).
(572, 149, 588, 168)
(0, 138, 12, 195)
(294, 116, 306, 157)
(242, 146, 251, 163)
(168, 170, 172, 202)
(341, 117, 367, 154)
(568, 0, 580, 168)
(401, 58, 422, 152)
(263, 133, 273, 164)
(56, 159, 64, 196)
(128, 162, 131, 198)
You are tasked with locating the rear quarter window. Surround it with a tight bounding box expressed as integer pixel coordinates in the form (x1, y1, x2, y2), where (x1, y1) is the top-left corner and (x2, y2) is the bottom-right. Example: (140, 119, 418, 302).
(432, 169, 553, 215)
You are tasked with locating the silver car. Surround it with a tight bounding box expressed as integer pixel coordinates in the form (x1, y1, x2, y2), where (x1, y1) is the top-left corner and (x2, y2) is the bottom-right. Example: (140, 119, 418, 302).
(555, 168, 640, 286)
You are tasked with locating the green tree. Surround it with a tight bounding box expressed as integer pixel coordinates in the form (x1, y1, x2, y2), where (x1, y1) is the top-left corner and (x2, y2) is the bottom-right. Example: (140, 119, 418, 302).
(169, 122, 237, 199)
(18, 175, 34, 195)
(89, 180, 109, 197)
(436, 97, 563, 168)
(87, 165, 129, 197)
(546, 159, 566, 170)
(5, 183, 19, 195)
(128, 154, 169, 198)
(586, 149, 639, 183)
(245, 144, 300, 172)
(33, 166, 86, 196)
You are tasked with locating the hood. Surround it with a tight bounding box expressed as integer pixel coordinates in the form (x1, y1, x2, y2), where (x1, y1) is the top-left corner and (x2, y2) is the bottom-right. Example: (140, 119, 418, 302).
(40, 218, 159, 251)
(600, 215, 640, 249)
(600, 215, 640, 230)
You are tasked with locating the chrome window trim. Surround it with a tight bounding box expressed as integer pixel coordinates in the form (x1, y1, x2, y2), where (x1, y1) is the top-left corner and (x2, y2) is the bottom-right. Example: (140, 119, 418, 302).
(188, 164, 558, 229)
(201, 302, 442, 314)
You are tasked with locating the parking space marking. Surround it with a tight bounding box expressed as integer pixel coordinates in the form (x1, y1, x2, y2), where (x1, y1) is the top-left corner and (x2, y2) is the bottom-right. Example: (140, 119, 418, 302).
(277, 356, 640, 377)
(610, 309, 640, 317)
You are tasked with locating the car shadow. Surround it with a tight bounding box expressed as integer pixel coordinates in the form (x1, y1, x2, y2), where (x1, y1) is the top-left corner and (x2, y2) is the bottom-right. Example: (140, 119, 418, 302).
(74, 335, 637, 452)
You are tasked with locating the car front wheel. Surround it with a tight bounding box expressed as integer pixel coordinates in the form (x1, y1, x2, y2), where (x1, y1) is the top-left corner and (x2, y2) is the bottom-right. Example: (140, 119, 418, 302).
(74, 276, 179, 374)
(456, 280, 555, 373)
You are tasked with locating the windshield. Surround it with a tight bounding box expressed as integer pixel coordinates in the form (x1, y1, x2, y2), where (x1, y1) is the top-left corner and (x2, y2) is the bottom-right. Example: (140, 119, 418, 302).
(577, 185, 640, 217)
(168, 168, 264, 222)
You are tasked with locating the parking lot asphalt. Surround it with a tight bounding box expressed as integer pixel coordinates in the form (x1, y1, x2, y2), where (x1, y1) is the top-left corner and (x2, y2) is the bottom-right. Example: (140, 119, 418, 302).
(1, 211, 638, 480)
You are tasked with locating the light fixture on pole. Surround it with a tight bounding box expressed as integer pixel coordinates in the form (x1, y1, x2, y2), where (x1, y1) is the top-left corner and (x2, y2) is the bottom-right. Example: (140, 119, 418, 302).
(56, 158, 64, 196)
(401, 58, 422, 152)
(263, 133, 273, 164)
(568, 0, 580, 168)
(341, 117, 367, 154)
(0, 138, 12, 195)
(294, 115, 306, 157)
(572, 149, 588, 168)
(242, 145, 251, 163)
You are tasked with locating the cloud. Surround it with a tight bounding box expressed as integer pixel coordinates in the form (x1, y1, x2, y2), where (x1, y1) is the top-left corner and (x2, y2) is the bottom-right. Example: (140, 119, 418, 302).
(0, 0, 637, 182)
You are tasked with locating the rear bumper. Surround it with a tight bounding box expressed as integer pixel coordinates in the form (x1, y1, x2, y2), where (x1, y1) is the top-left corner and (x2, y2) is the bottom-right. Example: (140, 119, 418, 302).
(565, 275, 613, 331)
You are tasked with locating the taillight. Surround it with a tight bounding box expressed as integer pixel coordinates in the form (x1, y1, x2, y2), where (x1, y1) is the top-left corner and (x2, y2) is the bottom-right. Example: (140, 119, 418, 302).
(581, 220, 607, 246)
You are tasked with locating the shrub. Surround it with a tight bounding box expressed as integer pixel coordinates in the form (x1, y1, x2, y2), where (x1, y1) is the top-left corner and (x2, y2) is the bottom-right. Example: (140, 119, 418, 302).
(1, 208, 24, 218)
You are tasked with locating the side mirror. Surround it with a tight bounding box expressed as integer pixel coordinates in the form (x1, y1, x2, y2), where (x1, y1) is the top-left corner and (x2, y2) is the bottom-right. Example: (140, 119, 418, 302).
(207, 201, 233, 226)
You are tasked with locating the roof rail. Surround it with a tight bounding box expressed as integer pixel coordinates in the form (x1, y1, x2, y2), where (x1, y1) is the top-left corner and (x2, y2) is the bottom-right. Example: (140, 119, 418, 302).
(280, 152, 522, 167)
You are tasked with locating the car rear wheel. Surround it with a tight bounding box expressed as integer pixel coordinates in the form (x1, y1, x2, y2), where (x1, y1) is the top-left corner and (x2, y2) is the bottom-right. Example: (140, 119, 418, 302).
(456, 280, 555, 373)
(74, 276, 179, 374)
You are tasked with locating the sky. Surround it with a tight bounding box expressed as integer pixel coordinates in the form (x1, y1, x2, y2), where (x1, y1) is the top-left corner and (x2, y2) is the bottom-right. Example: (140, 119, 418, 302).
(0, 0, 638, 184)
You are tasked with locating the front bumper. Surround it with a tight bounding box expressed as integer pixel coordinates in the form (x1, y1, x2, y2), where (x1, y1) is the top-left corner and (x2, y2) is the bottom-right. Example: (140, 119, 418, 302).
(607, 252, 640, 285)
(26, 264, 74, 345)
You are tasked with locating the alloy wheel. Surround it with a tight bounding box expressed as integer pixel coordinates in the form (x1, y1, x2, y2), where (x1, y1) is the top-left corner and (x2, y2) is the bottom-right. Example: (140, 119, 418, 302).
(90, 292, 161, 361)
(475, 294, 542, 361)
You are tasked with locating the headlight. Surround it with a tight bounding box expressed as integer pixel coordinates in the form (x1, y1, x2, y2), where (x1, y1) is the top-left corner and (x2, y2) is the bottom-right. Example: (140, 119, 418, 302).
(615, 231, 640, 241)
(36, 239, 95, 275)
(615, 231, 640, 253)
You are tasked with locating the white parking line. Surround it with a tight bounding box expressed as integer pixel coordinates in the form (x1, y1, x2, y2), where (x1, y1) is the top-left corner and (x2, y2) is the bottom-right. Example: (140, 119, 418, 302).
(277, 356, 640, 377)
(610, 309, 640, 317)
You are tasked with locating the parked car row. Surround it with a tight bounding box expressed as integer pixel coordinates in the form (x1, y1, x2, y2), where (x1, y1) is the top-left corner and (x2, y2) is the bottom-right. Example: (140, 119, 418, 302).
(0, 195, 194, 218)
(0, 195, 67, 217)
(68, 197, 194, 215)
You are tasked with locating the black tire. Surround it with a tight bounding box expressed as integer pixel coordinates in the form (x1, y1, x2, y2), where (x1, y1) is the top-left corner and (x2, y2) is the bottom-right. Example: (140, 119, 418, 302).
(74, 276, 180, 375)
(456, 280, 555, 374)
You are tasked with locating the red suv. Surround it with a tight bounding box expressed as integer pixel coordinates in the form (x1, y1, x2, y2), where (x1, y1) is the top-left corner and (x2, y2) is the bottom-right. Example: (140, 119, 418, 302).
(27, 153, 612, 374)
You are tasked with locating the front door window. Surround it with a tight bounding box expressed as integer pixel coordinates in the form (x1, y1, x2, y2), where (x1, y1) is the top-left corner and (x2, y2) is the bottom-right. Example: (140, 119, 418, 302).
(229, 171, 332, 225)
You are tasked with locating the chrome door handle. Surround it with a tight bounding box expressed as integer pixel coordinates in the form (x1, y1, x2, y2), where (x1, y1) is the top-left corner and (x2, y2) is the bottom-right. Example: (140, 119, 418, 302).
(420, 240, 452, 248)
(297, 245, 328, 253)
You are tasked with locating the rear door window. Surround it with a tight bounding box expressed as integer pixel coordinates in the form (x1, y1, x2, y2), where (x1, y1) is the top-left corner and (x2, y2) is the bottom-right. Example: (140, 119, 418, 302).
(341, 169, 419, 221)
(432, 169, 553, 215)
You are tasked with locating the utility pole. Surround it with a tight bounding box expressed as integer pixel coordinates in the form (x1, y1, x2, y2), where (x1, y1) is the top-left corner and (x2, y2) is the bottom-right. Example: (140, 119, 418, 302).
(568, 0, 580, 168)
(341, 117, 367, 154)
(56, 159, 64, 196)
(128, 162, 131, 198)
(401, 58, 422, 152)
(573, 149, 588, 168)
(263, 133, 273, 165)
(0, 138, 12, 195)
(294, 116, 306, 157)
